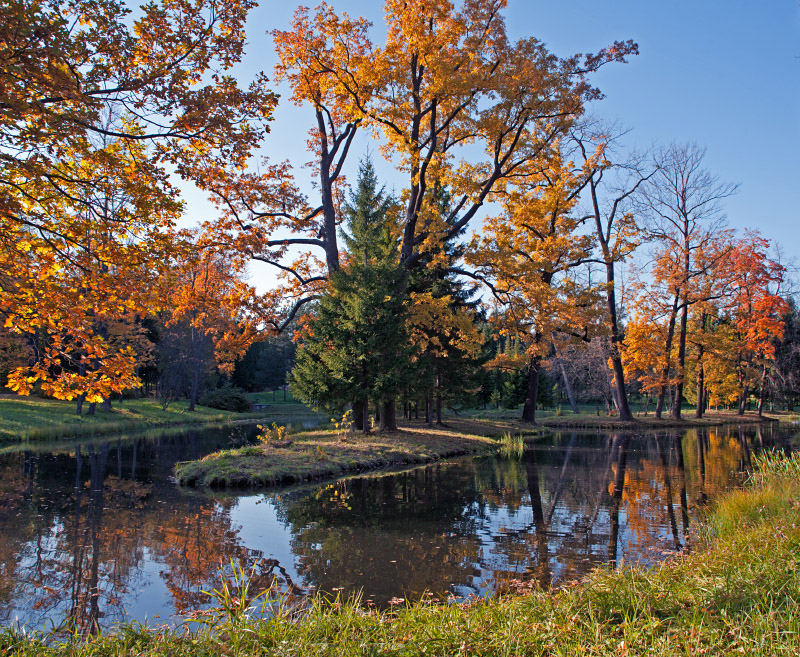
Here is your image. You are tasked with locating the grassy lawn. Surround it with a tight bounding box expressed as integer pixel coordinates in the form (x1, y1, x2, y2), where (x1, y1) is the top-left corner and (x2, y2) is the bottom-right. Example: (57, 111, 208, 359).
(175, 418, 528, 488)
(0, 396, 314, 441)
(6, 452, 800, 655)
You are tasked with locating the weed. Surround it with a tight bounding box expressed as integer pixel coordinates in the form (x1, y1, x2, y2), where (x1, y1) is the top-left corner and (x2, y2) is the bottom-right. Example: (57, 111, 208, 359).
(256, 423, 287, 445)
(499, 431, 525, 460)
(331, 409, 353, 443)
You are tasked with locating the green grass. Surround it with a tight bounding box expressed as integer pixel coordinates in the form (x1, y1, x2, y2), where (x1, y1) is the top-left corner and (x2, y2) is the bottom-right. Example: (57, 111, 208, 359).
(0, 397, 316, 441)
(5, 452, 800, 655)
(175, 418, 519, 488)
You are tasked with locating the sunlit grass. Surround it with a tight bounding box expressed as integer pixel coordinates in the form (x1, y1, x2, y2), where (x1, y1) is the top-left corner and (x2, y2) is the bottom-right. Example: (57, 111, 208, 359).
(175, 419, 513, 488)
(0, 397, 313, 441)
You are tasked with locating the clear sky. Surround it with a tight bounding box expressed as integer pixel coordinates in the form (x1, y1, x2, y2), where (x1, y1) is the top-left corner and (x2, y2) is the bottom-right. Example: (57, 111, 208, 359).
(185, 0, 800, 285)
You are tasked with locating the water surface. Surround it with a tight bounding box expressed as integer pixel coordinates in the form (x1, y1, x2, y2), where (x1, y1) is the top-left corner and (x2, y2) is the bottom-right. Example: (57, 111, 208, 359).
(0, 422, 793, 632)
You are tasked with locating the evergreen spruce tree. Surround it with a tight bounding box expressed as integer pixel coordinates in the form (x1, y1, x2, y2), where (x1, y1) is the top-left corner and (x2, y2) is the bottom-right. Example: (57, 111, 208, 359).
(406, 184, 485, 425)
(291, 157, 411, 432)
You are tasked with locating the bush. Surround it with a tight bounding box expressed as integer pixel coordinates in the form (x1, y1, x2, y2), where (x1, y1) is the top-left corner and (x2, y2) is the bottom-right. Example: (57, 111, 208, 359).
(199, 386, 252, 412)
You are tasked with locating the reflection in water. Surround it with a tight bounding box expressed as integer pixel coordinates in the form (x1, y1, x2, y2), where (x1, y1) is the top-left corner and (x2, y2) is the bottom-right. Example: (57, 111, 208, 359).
(0, 423, 794, 631)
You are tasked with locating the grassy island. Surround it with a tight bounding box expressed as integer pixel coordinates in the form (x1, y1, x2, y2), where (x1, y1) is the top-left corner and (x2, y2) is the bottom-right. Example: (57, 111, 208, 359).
(175, 418, 525, 488)
(174, 409, 785, 490)
(5, 451, 800, 655)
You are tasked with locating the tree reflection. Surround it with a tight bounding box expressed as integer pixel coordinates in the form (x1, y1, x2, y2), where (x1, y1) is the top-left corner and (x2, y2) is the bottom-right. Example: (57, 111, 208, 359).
(0, 423, 788, 629)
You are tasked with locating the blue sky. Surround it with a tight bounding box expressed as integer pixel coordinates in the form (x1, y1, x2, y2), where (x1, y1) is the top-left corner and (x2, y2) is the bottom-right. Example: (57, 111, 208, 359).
(186, 0, 800, 284)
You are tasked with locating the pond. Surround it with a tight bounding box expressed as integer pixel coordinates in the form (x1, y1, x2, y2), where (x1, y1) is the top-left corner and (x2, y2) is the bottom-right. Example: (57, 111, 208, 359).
(0, 422, 794, 633)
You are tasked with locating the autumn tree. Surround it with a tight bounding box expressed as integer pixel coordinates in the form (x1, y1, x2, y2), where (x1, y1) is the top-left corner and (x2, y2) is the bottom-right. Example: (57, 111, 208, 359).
(166, 239, 262, 411)
(770, 298, 800, 411)
(725, 232, 788, 415)
(0, 0, 275, 398)
(466, 144, 600, 424)
(573, 129, 654, 421)
(206, 0, 636, 334)
(637, 143, 738, 419)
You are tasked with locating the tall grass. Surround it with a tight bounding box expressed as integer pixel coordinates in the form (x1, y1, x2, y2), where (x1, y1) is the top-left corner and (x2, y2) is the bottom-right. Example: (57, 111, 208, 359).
(499, 431, 525, 460)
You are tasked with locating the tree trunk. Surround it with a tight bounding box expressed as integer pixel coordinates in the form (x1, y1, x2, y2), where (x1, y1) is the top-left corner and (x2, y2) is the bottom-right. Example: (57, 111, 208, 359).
(553, 340, 578, 413)
(435, 368, 444, 425)
(521, 354, 541, 424)
(189, 324, 199, 412)
(589, 188, 633, 422)
(695, 312, 707, 418)
(381, 398, 397, 431)
(353, 399, 365, 432)
(672, 296, 689, 420)
(757, 365, 768, 417)
(425, 390, 432, 427)
(656, 293, 680, 419)
(76, 360, 87, 415)
(738, 385, 749, 416)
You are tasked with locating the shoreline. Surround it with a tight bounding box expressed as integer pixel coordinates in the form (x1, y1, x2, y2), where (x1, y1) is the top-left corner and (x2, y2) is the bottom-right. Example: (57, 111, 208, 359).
(7, 451, 800, 655)
(175, 412, 783, 490)
(0, 397, 323, 442)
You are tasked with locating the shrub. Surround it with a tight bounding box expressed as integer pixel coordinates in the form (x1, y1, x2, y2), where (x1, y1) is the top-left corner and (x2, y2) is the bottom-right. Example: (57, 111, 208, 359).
(199, 386, 252, 412)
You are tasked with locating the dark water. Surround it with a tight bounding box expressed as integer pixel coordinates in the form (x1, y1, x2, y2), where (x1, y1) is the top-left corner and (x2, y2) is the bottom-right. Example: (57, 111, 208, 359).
(0, 422, 794, 632)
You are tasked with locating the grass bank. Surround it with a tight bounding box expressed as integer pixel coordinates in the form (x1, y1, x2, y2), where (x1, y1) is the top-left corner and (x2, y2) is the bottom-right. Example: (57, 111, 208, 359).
(461, 406, 780, 430)
(0, 397, 318, 442)
(175, 418, 523, 488)
(5, 451, 800, 655)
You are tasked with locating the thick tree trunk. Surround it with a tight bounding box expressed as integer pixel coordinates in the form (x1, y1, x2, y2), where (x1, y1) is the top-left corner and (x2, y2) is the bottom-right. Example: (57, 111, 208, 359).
(352, 399, 365, 432)
(521, 354, 541, 424)
(381, 398, 397, 431)
(738, 385, 749, 415)
(601, 260, 633, 420)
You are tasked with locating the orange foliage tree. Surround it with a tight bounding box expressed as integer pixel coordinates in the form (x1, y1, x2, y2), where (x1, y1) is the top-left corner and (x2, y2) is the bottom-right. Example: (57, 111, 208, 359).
(466, 145, 601, 423)
(0, 0, 275, 398)
(203, 0, 637, 329)
(725, 232, 788, 415)
(166, 238, 263, 410)
(636, 143, 738, 419)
